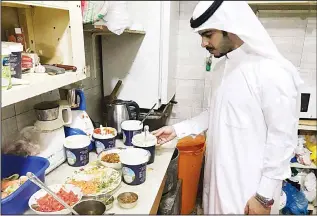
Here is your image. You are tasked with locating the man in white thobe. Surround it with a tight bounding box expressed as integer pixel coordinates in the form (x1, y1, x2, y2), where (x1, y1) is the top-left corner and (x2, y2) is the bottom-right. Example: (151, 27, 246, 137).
(152, 1, 303, 214)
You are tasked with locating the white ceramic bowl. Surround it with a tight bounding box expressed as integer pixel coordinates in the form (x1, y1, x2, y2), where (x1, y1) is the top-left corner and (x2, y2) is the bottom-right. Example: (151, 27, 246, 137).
(28, 184, 83, 215)
(97, 148, 122, 170)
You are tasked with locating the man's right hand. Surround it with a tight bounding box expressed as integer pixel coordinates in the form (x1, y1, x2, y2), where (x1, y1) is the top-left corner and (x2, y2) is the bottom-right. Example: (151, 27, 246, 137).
(151, 126, 177, 145)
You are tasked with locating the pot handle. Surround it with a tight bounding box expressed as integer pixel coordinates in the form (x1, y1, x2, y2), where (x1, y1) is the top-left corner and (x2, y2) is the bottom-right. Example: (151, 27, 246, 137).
(60, 105, 72, 125)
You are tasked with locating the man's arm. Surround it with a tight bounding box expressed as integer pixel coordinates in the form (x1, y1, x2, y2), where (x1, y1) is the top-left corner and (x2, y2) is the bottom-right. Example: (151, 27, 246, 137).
(257, 64, 300, 199)
(172, 109, 210, 139)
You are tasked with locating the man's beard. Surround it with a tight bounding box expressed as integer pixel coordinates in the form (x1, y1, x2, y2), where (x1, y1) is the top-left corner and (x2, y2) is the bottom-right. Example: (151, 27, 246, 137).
(208, 36, 234, 58)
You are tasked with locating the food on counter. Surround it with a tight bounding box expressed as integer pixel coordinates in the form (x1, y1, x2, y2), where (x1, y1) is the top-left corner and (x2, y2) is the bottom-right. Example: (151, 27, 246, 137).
(34, 188, 79, 212)
(132, 132, 157, 147)
(94, 127, 116, 137)
(101, 153, 120, 163)
(1, 174, 28, 199)
(119, 193, 138, 204)
(66, 165, 121, 196)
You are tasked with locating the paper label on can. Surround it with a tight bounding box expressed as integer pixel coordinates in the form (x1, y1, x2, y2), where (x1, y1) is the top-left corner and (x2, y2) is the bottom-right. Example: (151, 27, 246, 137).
(122, 167, 135, 184)
(66, 150, 76, 165)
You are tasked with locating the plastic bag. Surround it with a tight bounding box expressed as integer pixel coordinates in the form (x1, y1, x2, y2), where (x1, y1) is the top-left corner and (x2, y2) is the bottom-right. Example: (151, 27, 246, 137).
(2, 126, 41, 156)
(303, 172, 317, 202)
(282, 182, 308, 215)
(81, 1, 109, 24)
(102, 1, 131, 35)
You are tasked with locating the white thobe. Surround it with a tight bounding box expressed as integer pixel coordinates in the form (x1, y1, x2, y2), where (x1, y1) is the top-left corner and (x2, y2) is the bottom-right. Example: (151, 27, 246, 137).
(173, 44, 299, 214)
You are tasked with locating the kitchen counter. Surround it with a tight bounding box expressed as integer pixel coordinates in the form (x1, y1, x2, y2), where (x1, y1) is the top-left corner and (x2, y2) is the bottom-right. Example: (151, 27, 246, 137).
(24, 139, 177, 214)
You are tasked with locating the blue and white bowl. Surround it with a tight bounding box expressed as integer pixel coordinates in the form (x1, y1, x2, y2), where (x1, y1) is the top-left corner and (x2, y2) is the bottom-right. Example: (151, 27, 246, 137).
(119, 148, 150, 186)
(121, 120, 143, 146)
(64, 135, 90, 167)
(92, 127, 117, 154)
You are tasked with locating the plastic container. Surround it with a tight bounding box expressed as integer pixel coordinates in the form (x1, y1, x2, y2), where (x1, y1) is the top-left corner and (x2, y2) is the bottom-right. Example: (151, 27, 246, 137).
(132, 132, 157, 164)
(120, 148, 150, 185)
(64, 135, 90, 167)
(4, 42, 23, 78)
(1, 154, 49, 215)
(92, 127, 117, 154)
(177, 135, 206, 214)
(121, 120, 143, 146)
(1, 44, 12, 90)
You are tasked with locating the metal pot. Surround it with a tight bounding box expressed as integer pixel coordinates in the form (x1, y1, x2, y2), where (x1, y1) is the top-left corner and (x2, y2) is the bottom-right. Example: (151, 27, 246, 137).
(34, 101, 60, 121)
(163, 148, 179, 195)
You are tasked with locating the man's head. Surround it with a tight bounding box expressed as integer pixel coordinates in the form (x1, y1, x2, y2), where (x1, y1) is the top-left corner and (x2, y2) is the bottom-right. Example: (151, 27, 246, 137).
(199, 29, 243, 58)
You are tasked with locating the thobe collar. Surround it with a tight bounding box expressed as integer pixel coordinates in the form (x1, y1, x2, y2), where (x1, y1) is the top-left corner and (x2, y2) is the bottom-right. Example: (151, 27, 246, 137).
(226, 42, 251, 62)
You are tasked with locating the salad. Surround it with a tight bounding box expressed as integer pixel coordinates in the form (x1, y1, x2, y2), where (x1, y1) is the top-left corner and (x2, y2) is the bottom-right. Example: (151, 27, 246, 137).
(1, 174, 28, 199)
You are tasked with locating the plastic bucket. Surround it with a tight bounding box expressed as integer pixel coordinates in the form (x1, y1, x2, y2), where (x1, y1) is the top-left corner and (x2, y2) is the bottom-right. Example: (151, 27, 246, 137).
(177, 135, 206, 215)
(121, 120, 143, 146)
(64, 135, 90, 167)
(120, 148, 150, 185)
(92, 127, 117, 154)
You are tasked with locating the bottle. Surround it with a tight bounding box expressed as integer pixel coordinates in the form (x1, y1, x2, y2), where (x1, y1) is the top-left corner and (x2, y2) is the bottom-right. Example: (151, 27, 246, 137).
(1, 44, 12, 90)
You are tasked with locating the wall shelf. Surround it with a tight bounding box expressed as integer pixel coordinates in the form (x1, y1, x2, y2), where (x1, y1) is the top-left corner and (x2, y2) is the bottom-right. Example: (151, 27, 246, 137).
(248, 1, 316, 10)
(2, 72, 86, 107)
(83, 24, 146, 35)
(2, 1, 69, 10)
(299, 120, 317, 131)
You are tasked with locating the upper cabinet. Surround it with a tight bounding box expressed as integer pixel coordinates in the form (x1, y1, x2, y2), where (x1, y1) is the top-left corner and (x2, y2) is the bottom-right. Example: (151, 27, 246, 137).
(99, 1, 179, 109)
(1, 1, 86, 107)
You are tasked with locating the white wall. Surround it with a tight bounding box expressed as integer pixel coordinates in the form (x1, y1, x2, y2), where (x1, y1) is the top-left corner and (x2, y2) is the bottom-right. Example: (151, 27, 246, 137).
(167, 1, 316, 125)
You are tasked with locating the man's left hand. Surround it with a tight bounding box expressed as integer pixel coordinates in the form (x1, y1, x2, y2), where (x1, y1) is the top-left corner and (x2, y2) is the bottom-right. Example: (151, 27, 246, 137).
(244, 196, 271, 215)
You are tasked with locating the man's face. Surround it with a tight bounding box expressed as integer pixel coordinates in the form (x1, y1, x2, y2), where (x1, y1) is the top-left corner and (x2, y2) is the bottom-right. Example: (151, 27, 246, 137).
(199, 29, 234, 58)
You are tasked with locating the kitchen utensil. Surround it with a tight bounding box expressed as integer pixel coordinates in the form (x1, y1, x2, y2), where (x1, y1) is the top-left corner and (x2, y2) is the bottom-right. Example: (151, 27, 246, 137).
(92, 126, 117, 154)
(139, 103, 157, 125)
(34, 101, 60, 121)
(93, 194, 114, 211)
(104, 80, 122, 106)
(73, 200, 106, 215)
(121, 120, 143, 146)
(26, 172, 79, 215)
(64, 135, 90, 167)
(51, 64, 77, 72)
(64, 89, 95, 152)
(117, 192, 138, 209)
(120, 148, 150, 185)
(106, 99, 140, 137)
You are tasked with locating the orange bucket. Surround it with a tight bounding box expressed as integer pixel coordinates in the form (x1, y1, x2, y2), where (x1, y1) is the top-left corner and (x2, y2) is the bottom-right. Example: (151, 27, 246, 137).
(177, 135, 206, 214)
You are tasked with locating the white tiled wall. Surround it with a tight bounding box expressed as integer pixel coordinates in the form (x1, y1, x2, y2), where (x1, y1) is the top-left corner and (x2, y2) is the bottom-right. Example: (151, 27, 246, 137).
(167, 2, 316, 125)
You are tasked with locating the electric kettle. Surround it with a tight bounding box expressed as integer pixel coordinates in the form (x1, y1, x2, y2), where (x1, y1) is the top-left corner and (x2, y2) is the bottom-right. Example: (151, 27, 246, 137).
(106, 99, 140, 137)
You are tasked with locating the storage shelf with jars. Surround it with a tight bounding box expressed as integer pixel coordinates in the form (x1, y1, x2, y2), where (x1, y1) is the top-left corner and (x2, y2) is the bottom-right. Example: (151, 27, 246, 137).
(1, 1, 86, 107)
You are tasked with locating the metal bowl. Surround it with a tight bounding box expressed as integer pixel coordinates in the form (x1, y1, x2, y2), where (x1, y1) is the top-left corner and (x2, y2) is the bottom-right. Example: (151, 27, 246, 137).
(117, 192, 138, 209)
(72, 200, 106, 215)
(93, 194, 114, 211)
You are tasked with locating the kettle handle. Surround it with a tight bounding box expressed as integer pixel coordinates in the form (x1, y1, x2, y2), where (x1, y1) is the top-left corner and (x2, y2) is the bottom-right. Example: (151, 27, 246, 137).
(126, 101, 140, 120)
(73, 89, 86, 111)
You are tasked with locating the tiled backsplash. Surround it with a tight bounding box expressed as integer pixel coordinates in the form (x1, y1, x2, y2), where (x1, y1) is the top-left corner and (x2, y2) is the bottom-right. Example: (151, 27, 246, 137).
(167, 1, 316, 125)
(1, 33, 103, 147)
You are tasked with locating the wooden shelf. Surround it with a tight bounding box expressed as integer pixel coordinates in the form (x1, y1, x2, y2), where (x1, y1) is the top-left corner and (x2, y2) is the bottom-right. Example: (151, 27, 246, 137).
(2, 72, 86, 107)
(2, 1, 69, 10)
(83, 24, 146, 35)
(290, 162, 317, 169)
(248, 1, 316, 10)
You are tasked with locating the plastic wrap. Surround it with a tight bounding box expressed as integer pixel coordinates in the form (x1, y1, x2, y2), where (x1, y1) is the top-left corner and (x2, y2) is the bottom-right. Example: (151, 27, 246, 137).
(2, 126, 40, 157)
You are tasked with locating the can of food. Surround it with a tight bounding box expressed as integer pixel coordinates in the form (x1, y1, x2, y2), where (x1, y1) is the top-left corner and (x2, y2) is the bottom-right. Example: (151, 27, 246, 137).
(132, 132, 157, 164)
(1, 44, 12, 90)
(64, 135, 90, 167)
(92, 127, 117, 154)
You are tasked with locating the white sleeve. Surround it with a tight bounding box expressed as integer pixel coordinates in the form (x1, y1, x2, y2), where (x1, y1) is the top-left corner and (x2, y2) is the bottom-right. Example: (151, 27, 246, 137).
(257, 65, 300, 199)
(172, 109, 210, 139)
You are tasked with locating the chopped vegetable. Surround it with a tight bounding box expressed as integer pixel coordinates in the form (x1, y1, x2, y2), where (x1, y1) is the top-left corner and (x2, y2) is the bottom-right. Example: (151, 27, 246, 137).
(35, 188, 79, 212)
(1, 174, 28, 199)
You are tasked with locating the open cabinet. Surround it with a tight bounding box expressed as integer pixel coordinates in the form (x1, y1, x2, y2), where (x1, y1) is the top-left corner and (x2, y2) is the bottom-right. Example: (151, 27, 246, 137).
(1, 1, 86, 107)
